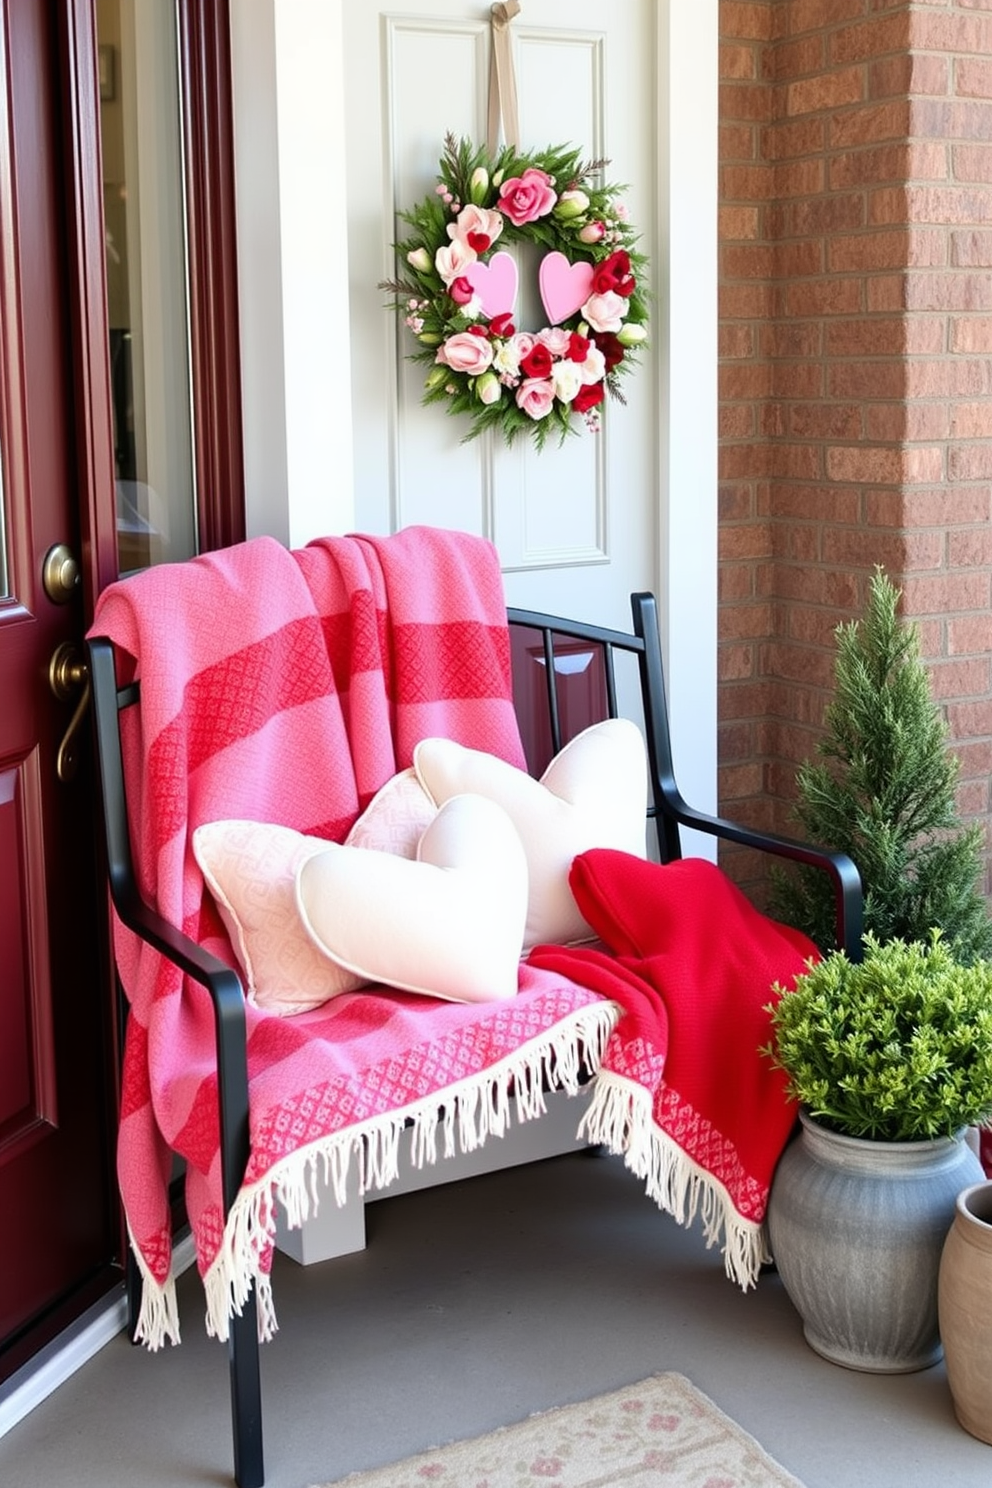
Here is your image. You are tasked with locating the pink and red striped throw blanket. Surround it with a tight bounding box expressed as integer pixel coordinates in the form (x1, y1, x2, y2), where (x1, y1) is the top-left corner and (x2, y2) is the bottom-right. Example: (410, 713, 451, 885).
(90, 525, 813, 1347)
(90, 529, 617, 1345)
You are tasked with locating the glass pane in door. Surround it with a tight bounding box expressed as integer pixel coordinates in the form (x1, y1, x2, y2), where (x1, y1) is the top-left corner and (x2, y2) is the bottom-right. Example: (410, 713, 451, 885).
(97, 0, 196, 573)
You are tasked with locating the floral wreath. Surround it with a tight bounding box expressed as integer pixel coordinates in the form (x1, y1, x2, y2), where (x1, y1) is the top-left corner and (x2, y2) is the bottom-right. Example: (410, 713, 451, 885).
(380, 133, 649, 450)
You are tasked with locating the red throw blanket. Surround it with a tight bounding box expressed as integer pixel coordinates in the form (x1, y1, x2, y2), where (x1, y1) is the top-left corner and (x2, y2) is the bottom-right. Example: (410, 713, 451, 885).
(529, 850, 819, 1288)
(90, 527, 619, 1345)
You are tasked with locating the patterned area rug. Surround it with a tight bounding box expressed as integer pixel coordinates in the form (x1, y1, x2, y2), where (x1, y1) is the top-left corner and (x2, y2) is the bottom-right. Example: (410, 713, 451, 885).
(311, 1373, 806, 1487)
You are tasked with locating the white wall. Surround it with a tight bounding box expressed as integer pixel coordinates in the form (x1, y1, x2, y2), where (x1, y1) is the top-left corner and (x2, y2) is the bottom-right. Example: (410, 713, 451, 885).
(230, 0, 354, 546)
(658, 1, 719, 835)
(229, 0, 719, 822)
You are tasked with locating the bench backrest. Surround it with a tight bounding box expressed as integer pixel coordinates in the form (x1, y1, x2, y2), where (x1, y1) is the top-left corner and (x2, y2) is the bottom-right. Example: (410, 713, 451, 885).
(507, 593, 678, 862)
(88, 591, 683, 924)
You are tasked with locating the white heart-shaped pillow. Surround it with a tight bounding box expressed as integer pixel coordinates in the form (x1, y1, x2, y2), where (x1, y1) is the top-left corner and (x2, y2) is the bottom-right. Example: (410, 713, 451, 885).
(414, 719, 647, 949)
(295, 793, 528, 1003)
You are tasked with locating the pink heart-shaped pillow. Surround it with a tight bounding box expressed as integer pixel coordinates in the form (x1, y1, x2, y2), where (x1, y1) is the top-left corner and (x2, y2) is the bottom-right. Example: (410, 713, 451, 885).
(463, 251, 518, 318)
(539, 252, 595, 325)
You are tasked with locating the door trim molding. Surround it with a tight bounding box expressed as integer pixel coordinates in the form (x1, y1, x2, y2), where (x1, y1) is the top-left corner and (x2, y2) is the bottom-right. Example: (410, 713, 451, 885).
(0, 1289, 127, 1438)
(0, 1234, 196, 1438)
(178, 0, 245, 556)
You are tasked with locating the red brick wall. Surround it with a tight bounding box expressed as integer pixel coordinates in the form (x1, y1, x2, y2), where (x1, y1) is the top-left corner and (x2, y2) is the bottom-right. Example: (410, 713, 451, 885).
(904, 2, 992, 877)
(718, 0, 992, 901)
(719, 0, 776, 871)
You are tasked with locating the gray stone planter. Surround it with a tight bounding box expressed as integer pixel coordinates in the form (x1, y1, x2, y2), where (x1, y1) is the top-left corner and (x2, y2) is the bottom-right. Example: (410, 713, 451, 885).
(767, 1109, 983, 1373)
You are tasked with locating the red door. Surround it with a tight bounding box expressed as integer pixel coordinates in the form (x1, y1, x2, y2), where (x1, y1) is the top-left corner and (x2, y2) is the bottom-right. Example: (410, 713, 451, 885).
(0, 0, 120, 1379)
(0, 0, 243, 1381)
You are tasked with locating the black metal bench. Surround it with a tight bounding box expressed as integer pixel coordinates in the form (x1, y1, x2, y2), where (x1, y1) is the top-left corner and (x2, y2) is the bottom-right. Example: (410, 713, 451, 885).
(87, 589, 862, 1488)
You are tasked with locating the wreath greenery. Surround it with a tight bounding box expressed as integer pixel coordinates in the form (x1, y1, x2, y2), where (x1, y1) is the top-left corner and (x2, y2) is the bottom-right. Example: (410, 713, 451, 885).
(379, 133, 649, 450)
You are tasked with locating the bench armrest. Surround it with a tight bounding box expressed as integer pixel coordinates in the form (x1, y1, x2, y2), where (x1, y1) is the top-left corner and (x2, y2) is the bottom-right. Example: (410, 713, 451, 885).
(660, 800, 863, 961)
(113, 888, 250, 1214)
(626, 594, 862, 962)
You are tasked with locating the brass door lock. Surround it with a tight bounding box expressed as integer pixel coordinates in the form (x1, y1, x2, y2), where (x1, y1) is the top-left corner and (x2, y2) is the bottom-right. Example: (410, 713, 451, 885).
(42, 543, 81, 604)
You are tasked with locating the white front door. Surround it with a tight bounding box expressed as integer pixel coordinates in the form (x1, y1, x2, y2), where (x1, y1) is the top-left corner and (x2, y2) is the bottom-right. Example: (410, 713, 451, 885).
(344, 0, 660, 628)
(232, 2, 717, 826)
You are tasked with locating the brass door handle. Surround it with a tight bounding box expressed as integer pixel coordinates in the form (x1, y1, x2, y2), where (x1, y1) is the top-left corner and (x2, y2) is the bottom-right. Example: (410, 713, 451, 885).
(49, 641, 91, 782)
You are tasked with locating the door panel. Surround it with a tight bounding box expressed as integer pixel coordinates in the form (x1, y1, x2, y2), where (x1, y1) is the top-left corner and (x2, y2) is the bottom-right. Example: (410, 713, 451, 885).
(345, 0, 660, 628)
(0, 0, 118, 1373)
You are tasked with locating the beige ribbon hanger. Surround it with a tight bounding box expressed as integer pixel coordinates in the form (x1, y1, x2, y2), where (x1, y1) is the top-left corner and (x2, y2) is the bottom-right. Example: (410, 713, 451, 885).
(487, 1, 521, 155)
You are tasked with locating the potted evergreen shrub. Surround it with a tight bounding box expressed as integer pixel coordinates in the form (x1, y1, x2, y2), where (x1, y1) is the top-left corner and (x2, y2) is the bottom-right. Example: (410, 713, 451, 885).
(769, 568, 992, 962)
(763, 932, 992, 1372)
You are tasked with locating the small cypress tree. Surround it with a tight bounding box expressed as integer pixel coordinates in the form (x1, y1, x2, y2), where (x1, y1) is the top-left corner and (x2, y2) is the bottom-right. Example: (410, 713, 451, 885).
(769, 568, 992, 962)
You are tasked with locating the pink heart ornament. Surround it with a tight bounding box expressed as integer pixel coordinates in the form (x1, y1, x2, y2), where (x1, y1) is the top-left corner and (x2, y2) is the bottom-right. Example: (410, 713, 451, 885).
(462, 252, 518, 318)
(539, 252, 595, 325)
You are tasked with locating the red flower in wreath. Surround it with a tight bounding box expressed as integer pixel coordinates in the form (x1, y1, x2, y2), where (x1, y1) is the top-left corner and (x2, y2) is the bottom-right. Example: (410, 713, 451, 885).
(520, 343, 554, 380)
(592, 249, 636, 298)
(572, 382, 605, 415)
(592, 332, 625, 372)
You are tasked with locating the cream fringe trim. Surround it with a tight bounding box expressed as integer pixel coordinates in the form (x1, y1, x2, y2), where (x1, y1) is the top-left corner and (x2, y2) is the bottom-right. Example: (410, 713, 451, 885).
(133, 1000, 620, 1349)
(578, 1068, 770, 1291)
(127, 1220, 182, 1350)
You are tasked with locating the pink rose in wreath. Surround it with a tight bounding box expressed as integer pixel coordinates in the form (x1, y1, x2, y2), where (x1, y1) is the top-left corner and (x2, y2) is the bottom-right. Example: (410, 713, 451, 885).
(498, 167, 557, 225)
(537, 327, 573, 358)
(436, 330, 494, 376)
(515, 377, 556, 420)
(507, 331, 537, 364)
(434, 237, 476, 286)
(582, 290, 628, 334)
(448, 203, 504, 254)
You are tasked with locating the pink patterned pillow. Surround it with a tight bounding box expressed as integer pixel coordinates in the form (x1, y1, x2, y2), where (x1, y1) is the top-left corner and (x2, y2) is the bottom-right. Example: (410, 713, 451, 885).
(193, 820, 366, 1015)
(343, 768, 436, 856)
(192, 773, 437, 1016)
